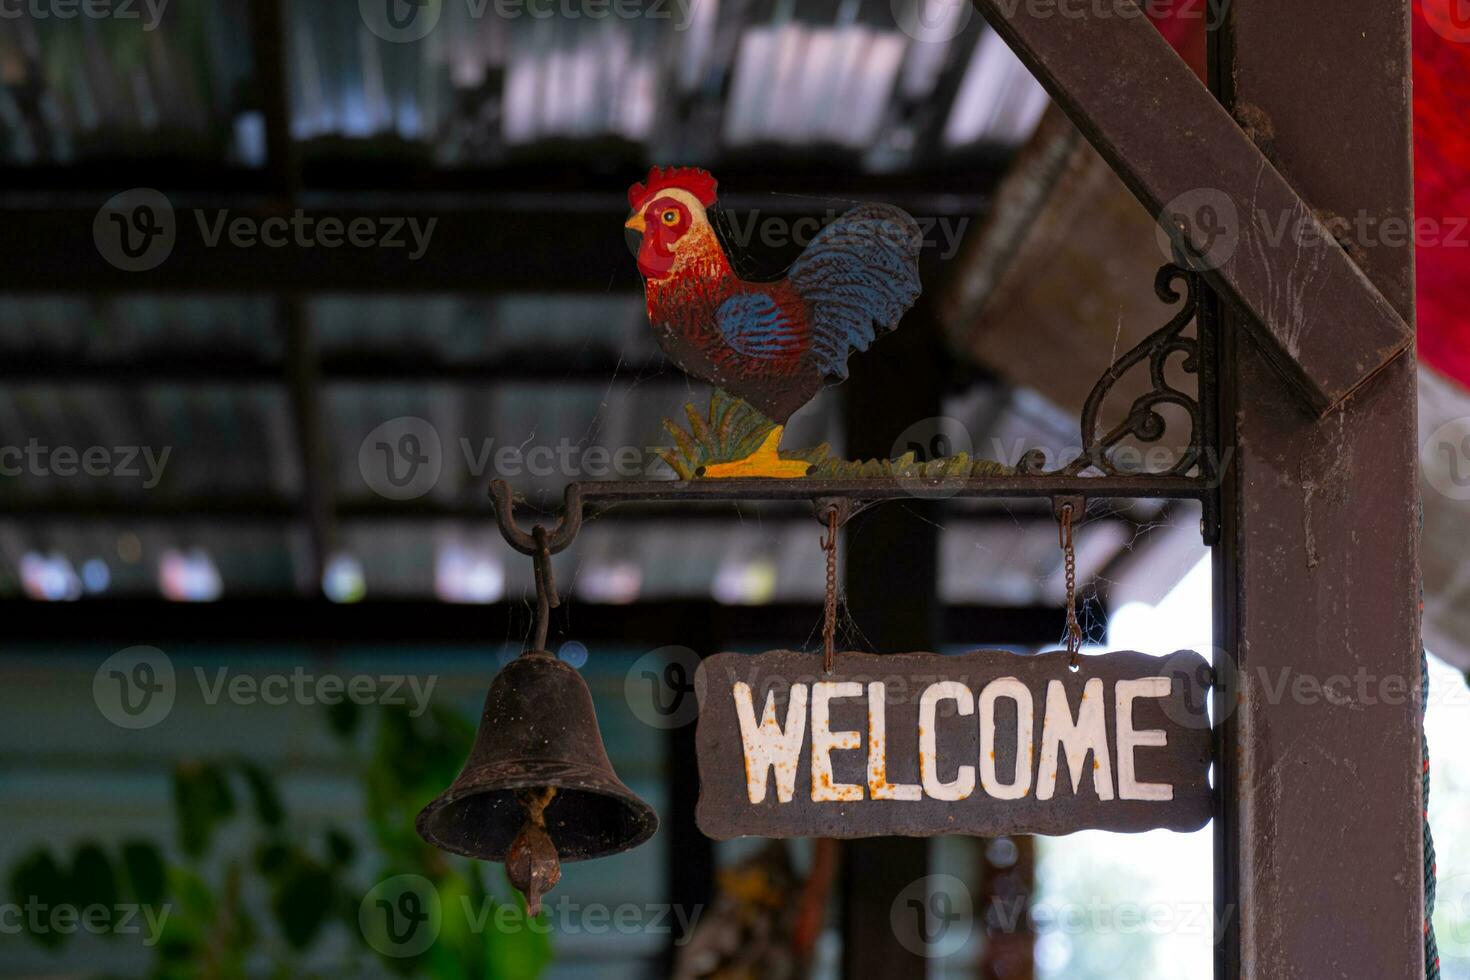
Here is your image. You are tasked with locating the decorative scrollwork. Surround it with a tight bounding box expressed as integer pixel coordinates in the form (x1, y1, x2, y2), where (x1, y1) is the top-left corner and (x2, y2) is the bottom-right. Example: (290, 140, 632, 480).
(1023, 264, 1211, 479)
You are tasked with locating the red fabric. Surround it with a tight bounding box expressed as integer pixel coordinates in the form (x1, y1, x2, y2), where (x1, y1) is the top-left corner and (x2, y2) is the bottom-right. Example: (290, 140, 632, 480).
(1414, 0, 1470, 390)
(1148, 0, 1209, 79)
(1148, 1, 1470, 391)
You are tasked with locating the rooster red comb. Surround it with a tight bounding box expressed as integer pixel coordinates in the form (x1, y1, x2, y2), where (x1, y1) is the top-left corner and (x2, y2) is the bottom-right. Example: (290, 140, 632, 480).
(628, 166, 718, 210)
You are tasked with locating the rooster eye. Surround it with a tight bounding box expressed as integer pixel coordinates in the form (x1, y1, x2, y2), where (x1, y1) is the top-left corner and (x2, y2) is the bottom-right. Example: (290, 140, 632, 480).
(660, 209, 679, 226)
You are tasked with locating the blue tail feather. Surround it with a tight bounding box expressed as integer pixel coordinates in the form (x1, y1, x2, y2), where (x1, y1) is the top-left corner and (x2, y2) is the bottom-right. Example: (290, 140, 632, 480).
(788, 204, 923, 379)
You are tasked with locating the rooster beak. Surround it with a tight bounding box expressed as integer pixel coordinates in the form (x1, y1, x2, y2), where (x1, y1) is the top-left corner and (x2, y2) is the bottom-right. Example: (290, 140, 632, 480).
(624, 212, 645, 234)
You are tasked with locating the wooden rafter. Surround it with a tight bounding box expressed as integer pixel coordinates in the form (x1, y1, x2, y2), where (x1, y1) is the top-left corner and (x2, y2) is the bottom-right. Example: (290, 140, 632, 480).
(970, 0, 1413, 415)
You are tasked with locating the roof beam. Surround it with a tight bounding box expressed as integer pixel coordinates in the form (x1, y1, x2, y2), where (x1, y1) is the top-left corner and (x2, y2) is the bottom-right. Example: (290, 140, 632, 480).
(0, 188, 983, 294)
(971, 0, 1412, 415)
(0, 599, 1083, 646)
(0, 353, 668, 384)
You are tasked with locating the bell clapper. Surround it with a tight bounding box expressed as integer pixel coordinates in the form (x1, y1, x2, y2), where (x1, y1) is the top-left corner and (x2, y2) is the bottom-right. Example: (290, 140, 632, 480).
(507, 786, 561, 917)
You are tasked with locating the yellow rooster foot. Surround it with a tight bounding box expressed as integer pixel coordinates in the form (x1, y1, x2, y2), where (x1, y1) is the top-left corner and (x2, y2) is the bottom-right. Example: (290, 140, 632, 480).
(698, 426, 814, 479)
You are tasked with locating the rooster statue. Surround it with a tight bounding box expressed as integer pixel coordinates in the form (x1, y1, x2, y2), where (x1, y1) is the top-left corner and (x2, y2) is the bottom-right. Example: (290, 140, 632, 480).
(625, 167, 923, 478)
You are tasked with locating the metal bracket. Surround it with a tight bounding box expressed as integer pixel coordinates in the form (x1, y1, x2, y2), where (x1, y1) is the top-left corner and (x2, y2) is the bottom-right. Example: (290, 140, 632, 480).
(1052, 494, 1087, 527)
(813, 496, 867, 529)
(972, 0, 1411, 414)
(486, 263, 1221, 555)
(489, 479, 586, 556)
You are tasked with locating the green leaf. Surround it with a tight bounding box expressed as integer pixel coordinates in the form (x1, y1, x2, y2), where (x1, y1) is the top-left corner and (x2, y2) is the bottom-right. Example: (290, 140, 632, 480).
(270, 854, 335, 950)
(168, 866, 216, 922)
(325, 697, 361, 740)
(255, 842, 292, 879)
(120, 841, 167, 907)
(172, 762, 236, 858)
(9, 849, 69, 949)
(325, 829, 356, 868)
(483, 878, 553, 980)
(67, 844, 119, 937)
(69, 843, 118, 901)
(237, 761, 284, 828)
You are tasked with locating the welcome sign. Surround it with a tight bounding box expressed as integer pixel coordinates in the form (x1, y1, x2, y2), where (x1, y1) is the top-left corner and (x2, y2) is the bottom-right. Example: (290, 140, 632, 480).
(694, 649, 1213, 838)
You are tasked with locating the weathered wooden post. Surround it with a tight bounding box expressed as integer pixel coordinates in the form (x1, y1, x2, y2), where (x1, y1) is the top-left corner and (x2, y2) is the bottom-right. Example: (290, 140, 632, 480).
(1212, 1, 1423, 975)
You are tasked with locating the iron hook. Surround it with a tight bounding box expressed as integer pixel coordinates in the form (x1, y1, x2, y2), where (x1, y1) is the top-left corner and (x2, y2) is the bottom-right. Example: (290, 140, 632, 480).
(490, 479, 585, 556)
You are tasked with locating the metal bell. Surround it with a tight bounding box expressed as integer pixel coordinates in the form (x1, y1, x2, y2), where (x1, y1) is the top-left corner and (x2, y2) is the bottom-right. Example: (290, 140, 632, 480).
(415, 649, 659, 914)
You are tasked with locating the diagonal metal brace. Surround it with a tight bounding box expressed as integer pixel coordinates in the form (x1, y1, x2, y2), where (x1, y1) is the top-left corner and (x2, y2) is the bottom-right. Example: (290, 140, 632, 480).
(971, 0, 1412, 416)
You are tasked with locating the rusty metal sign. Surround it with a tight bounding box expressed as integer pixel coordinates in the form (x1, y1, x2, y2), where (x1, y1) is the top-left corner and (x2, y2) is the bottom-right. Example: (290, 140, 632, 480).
(695, 649, 1212, 839)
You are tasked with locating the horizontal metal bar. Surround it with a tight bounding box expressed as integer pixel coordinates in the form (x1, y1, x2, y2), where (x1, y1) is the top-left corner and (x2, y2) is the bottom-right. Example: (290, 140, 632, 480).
(0, 598, 1087, 647)
(0, 495, 1122, 524)
(491, 476, 1211, 555)
(573, 475, 1210, 502)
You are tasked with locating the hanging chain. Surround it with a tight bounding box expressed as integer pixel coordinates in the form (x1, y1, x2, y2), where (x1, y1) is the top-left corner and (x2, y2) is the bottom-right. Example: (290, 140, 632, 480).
(821, 505, 839, 673)
(530, 524, 559, 654)
(1058, 501, 1084, 669)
